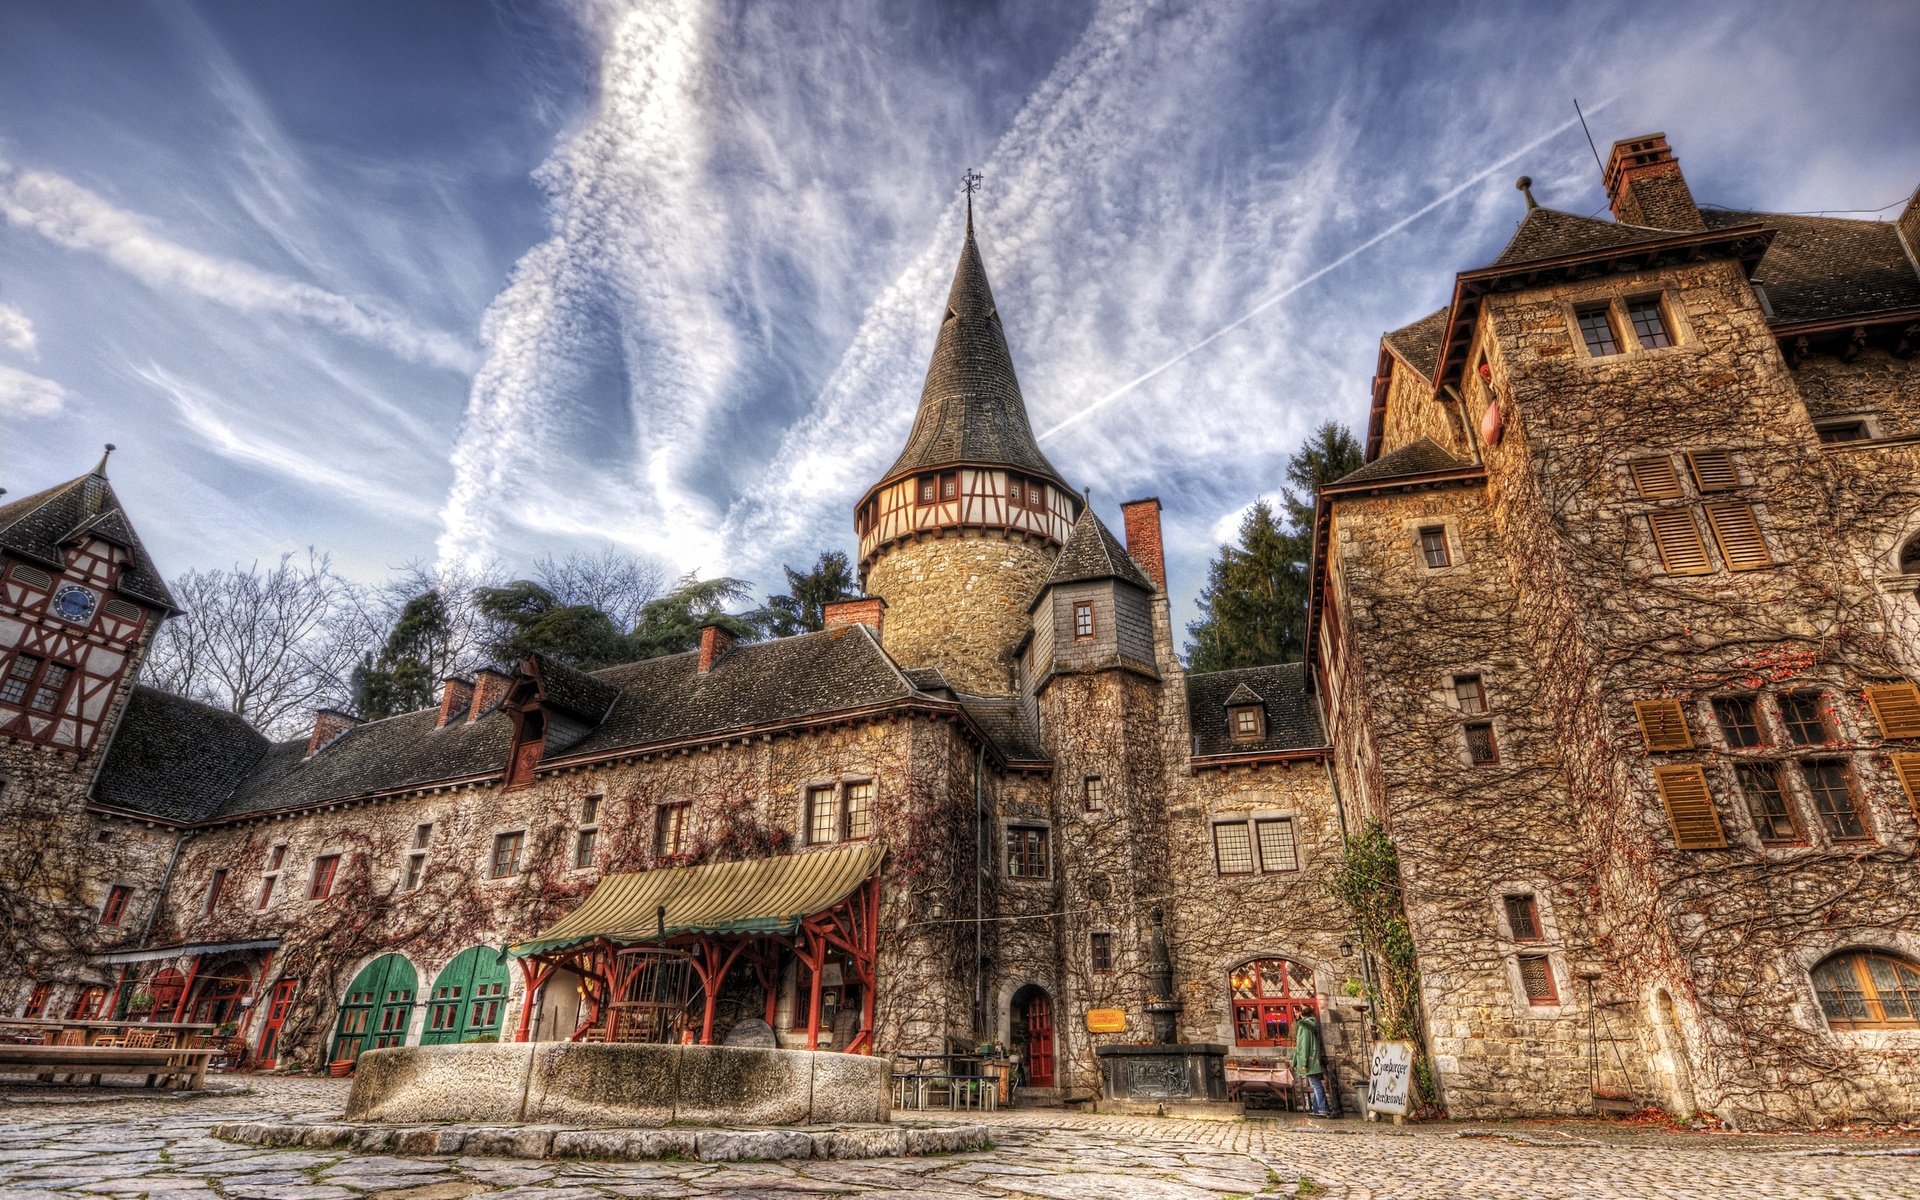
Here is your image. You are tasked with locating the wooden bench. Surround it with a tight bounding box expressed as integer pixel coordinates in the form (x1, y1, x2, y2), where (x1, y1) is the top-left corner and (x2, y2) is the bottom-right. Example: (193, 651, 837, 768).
(1226, 1062, 1295, 1108)
(0, 1045, 221, 1090)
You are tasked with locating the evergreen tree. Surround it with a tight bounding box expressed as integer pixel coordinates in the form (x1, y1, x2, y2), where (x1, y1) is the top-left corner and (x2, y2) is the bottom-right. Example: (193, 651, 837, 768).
(754, 551, 858, 638)
(351, 590, 451, 718)
(473, 580, 625, 669)
(626, 575, 758, 659)
(1186, 422, 1362, 671)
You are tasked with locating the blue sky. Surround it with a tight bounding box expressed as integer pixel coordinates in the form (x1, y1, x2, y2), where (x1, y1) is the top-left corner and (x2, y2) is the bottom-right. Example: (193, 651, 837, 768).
(3, 0, 1917, 635)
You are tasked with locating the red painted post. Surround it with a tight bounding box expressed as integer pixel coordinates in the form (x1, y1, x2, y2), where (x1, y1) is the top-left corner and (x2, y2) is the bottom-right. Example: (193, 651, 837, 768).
(170, 957, 202, 1024)
(804, 931, 825, 1050)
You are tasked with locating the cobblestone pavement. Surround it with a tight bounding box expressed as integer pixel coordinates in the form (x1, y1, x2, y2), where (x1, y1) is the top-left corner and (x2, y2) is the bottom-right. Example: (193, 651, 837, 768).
(3, 1076, 1918, 1200)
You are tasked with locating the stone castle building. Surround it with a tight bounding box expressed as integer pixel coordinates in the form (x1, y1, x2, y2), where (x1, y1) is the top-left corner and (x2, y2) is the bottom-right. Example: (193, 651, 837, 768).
(3, 134, 1917, 1128)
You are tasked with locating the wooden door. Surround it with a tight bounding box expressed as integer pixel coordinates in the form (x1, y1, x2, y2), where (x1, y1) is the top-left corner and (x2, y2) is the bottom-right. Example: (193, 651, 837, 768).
(333, 954, 416, 1062)
(1024, 992, 1055, 1087)
(257, 979, 299, 1068)
(421, 947, 510, 1045)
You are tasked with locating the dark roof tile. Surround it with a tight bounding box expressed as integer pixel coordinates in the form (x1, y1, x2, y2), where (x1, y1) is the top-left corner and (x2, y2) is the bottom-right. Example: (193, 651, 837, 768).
(0, 471, 175, 610)
(1043, 507, 1154, 593)
(1186, 662, 1325, 756)
(1333, 437, 1474, 486)
(1704, 209, 1920, 324)
(1488, 208, 1676, 268)
(1382, 307, 1450, 380)
(91, 687, 271, 823)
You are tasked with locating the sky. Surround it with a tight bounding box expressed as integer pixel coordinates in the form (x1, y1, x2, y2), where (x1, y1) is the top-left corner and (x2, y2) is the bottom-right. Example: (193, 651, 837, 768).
(3, 0, 1918, 641)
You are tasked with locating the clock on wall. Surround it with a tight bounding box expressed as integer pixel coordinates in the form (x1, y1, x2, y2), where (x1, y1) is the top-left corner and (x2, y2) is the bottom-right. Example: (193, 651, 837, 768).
(52, 584, 97, 625)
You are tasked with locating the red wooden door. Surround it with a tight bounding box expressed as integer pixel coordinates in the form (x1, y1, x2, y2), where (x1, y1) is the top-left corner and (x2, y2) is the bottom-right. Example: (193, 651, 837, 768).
(1024, 992, 1055, 1087)
(257, 979, 299, 1068)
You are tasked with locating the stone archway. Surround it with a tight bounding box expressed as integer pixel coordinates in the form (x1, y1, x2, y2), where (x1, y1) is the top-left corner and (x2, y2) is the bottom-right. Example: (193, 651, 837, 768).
(1009, 984, 1056, 1088)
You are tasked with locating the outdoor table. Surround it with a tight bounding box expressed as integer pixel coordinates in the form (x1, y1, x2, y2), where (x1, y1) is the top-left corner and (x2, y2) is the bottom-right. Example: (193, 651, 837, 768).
(0, 1044, 222, 1089)
(0, 1018, 216, 1047)
(891, 1052, 996, 1112)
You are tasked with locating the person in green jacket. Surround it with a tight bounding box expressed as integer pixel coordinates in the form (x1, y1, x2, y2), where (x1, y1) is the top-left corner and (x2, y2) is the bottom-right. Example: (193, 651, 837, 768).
(1292, 1011, 1329, 1116)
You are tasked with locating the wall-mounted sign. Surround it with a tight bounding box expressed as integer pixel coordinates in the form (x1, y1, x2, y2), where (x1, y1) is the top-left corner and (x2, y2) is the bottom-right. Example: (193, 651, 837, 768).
(1085, 1008, 1127, 1034)
(1368, 1040, 1414, 1115)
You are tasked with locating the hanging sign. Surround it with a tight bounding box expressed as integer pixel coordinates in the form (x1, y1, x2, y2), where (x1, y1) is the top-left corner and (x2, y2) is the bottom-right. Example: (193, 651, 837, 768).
(1085, 1008, 1127, 1033)
(1367, 1040, 1414, 1115)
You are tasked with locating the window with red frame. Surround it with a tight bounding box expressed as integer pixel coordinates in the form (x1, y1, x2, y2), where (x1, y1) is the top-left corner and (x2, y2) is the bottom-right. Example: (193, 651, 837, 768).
(0, 653, 76, 713)
(24, 983, 49, 1018)
(1230, 958, 1317, 1047)
(308, 854, 340, 900)
(202, 869, 228, 916)
(100, 885, 132, 926)
(69, 986, 107, 1020)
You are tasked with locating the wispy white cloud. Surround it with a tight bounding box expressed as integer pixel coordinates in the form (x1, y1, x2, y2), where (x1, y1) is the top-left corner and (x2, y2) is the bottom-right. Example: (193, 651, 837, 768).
(0, 362, 67, 418)
(0, 158, 477, 372)
(0, 302, 37, 358)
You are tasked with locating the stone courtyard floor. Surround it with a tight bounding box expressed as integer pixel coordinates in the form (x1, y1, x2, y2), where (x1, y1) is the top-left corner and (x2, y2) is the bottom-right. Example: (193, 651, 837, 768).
(3, 1075, 1918, 1200)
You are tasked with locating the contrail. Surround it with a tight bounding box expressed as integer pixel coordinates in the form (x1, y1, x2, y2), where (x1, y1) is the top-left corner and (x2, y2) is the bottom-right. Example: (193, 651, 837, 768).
(1037, 100, 1616, 442)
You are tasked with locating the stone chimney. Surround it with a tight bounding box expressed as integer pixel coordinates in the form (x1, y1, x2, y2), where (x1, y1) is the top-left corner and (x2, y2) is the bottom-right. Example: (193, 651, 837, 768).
(469, 668, 513, 722)
(822, 596, 886, 639)
(1897, 182, 1920, 270)
(436, 677, 474, 729)
(1120, 497, 1168, 592)
(697, 622, 735, 674)
(1602, 133, 1705, 231)
(307, 709, 362, 757)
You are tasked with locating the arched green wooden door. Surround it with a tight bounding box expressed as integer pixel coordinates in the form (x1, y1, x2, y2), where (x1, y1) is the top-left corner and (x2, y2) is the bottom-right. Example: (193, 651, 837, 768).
(420, 946, 511, 1045)
(332, 954, 416, 1063)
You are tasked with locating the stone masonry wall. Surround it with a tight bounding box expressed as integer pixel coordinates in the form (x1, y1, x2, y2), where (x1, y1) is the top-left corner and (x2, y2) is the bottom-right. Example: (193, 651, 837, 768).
(866, 531, 1057, 695)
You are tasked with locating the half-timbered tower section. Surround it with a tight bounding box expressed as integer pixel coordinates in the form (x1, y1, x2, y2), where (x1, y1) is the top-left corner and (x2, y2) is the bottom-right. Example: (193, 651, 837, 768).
(856, 213, 1081, 695)
(1314, 133, 1920, 1128)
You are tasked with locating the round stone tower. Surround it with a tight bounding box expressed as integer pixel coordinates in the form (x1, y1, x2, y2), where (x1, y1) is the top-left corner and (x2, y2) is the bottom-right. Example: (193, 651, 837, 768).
(855, 212, 1079, 695)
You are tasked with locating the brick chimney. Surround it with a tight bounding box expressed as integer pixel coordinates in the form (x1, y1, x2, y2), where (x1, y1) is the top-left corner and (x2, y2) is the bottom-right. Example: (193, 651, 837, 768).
(307, 709, 362, 757)
(436, 677, 474, 729)
(697, 621, 735, 674)
(1120, 497, 1167, 592)
(469, 667, 513, 722)
(1602, 133, 1704, 231)
(822, 596, 886, 639)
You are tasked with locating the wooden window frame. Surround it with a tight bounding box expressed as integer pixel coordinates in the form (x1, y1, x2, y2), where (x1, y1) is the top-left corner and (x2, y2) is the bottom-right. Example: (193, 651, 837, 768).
(1734, 762, 1803, 845)
(1254, 817, 1299, 874)
(490, 831, 525, 879)
(1863, 683, 1920, 740)
(843, 780, 875, 841)
(1575, 304, 1621, 357)
(1229, 958, 1316, 1048)
(939, 471, 959, 501)
(0, 652, 76, 714)
(1073, 600, 1095, 641)
(257, 844, 286, 911)
(1212, 820, 1254, 876)
(202, 869, 228, 917)
(1090, 932, 1114, 975)
(1628, 457, 1683, 500)
(1712, 696, 1767, 748)
(1417, 525, 1451, 569)
(916, 476, 936, 505)
(1006, 825, 1050, 879)
(1502, 894, 1543, 942)
(1453, 674, 1488, 715)
(1634, 699, 1693, 751)
(308, 854, 341, 900)
(402, 852, 426, 892)
(1465, 721, 1500, 766)
(1082, 775, 1106, 812)
(1517, 953, 1559, 1005)
(806, 785, 839, 846)
(1778, 691, 1833, 746)
(574, 795, 602, 869)
(1626, 295, 1674, 349)
(1653, 764, 1728, 849)
(1812, 951, 1920, 1031)
(1895, 754, 1920, 818)
(655, 801, 691, 858)
(100, 885, 132, 927)
(1815, 418, 1872, 444)
(1230, 705, 1265, 742)
(1800, 759, 1871, 842)
(1684, 450, 1740, 493)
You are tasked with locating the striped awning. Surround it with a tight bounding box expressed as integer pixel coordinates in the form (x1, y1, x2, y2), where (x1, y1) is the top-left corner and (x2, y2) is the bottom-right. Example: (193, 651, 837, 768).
(509, 843, 884, 958)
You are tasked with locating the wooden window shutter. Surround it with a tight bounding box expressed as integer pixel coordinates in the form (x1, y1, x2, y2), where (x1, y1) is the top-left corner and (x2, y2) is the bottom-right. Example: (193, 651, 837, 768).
(1685, 449, 1740, 492)
(1647, 509, 1712, 575)
(1865, 684, 1920, 739)
(1653, 764, 1727, 849)
(1628, 457, 1682, 499)
(1634, 700, 1693, 751)
(1893, 754, 1920, 816)
(1702, 502, 1773, 571)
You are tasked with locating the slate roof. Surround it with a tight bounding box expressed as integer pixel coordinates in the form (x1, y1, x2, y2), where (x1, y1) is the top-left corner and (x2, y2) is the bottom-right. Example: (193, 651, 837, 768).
(902, 667, 952, 693)
(530, 653, 621, 721)
(219, 705, 515, 818)
(953, 694, 1046, 761)
(1186, 662, 1326, 757)
(1331, 438, 1475, 487)
(1488, 208, 1678, 268)
(1221, 681, 1264, 707)
(0, 471, 175, 610)
(1043, 507, 1155, 592)
(1382, 307, 1450, 381)
(91, 687, 271, 823)
(882, 224, 1070, 489)
(1704, 209, 1920, 324)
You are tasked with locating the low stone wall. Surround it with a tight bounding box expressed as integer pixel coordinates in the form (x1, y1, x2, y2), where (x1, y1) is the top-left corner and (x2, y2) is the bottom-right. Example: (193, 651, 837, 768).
(344, 1043, 889, 1127)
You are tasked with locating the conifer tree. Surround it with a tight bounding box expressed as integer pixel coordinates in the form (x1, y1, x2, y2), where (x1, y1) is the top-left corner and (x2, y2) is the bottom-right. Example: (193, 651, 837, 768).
(755, 550, 859, 638)
(351, 590, 452, 718)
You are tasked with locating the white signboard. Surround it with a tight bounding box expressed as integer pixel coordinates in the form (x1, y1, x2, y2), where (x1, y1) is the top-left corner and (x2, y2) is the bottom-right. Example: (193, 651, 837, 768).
(1367, 1040, 1414, 1115)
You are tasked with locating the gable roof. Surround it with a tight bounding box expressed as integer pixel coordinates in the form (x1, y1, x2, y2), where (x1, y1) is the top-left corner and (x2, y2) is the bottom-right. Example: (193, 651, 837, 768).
(1186, 662, 1325, 757)
(1331, 438, 1475, 487)
(0, 470, 175, 610)
(1042, 506, 1155, 593)
(1488, 207, 1679, 268)
(91, 687, 272, 823)
(1222, 681, 1264, 707)
(1381, 307, 1450, 381)
(879, 223, 1070, 491)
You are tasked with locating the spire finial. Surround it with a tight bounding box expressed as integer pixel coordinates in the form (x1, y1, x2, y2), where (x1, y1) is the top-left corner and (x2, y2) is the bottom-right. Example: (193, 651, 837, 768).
(1515, 175, 1539, 211)
(93, 443, 116, 478)
(962, 168, 983, 233)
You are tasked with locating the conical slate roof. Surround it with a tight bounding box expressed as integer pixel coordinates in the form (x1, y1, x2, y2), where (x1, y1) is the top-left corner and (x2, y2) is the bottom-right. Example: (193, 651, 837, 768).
(881, 222, 1070, 489)
(1042, 506, 1155, 593)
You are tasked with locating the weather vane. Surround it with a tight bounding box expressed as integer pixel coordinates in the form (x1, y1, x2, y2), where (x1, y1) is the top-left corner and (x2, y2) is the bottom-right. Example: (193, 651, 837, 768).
(963, 168, 983, 227)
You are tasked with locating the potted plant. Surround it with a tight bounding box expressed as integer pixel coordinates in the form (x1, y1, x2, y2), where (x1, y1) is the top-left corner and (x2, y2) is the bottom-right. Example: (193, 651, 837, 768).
(124, 991, 156, 1017)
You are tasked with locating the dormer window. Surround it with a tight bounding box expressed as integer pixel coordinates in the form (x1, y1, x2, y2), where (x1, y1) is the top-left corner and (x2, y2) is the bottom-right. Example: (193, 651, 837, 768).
(1230, 705, 1265, 741)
